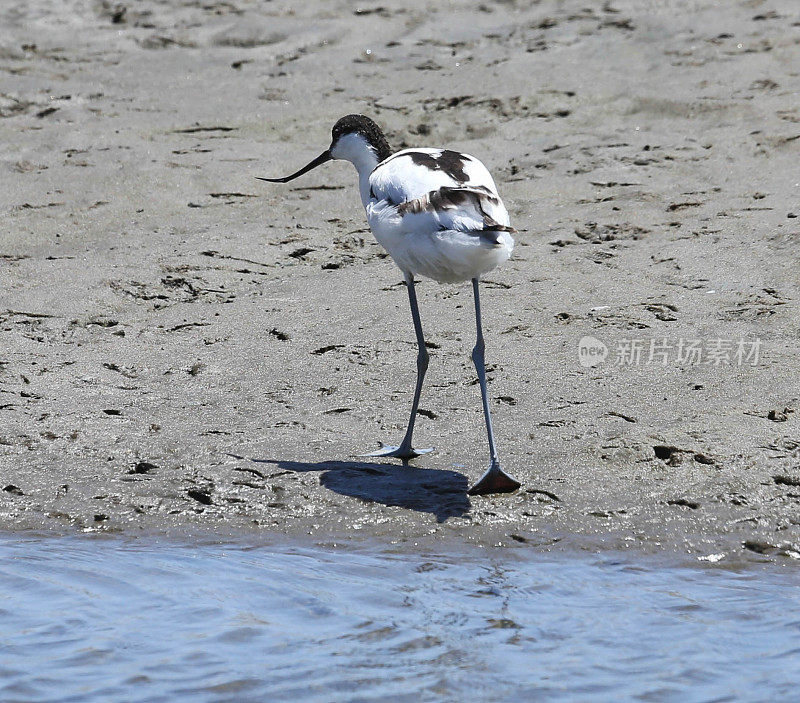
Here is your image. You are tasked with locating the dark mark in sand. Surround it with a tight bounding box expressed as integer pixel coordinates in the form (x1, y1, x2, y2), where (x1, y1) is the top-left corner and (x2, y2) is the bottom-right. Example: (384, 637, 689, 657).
(526, 489, 561, 502)
(187, 489, 213, 505)
(667, 201, 703, 211)
(667, 498, 700, 509)
(167, 322, 210, 332)
(200, 250, 271, 268)
(172, 125, 236, 134)
(607, 411, 637, 423)
(209, 192, 258, 198)
(269, 328, 290, 341)
(7, 310, 56, 319)
(129, 462, 157, 474)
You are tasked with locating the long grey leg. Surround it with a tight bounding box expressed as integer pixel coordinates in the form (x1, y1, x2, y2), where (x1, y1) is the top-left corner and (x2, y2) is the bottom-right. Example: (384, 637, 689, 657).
(396, 272, 429, 455)
(471, 277, 499, 466)
(467, 277, 520, 495)
(362, 272, 433, 463)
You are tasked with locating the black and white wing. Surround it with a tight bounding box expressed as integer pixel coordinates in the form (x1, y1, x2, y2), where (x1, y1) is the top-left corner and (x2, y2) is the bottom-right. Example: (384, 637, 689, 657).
(369, 148, 512, 236)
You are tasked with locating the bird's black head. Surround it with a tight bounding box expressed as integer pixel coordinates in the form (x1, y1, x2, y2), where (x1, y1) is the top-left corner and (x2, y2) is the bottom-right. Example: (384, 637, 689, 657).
(256, 114, 392, 184)
(330, 114, 392, 163)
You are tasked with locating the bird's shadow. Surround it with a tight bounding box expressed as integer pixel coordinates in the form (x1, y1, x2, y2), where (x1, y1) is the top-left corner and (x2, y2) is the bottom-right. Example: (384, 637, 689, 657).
(241, 457, 471, 523)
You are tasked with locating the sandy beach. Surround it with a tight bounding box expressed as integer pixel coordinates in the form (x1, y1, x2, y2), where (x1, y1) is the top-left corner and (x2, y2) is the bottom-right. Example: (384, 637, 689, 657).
(2, 0, 800, 563)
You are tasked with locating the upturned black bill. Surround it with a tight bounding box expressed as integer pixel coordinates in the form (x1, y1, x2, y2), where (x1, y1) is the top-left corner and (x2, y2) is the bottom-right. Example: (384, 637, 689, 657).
(256, 150, 332, 183)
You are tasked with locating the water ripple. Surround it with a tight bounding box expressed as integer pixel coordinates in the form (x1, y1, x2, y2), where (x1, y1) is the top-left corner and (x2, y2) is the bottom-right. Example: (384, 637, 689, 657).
(0, 537, 798, 702)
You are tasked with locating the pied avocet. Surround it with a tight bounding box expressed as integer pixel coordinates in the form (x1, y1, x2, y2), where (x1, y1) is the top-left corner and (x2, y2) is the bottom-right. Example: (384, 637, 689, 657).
(258, 115, 520, 495)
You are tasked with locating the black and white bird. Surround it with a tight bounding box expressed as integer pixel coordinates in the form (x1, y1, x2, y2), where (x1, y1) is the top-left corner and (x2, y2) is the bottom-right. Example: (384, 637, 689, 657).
(258, 114, 520, 495)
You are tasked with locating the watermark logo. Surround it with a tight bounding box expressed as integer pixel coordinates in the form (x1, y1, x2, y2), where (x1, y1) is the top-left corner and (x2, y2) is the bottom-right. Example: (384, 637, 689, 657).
(577, 336, 761, 367)
(578, 336, 609, 367)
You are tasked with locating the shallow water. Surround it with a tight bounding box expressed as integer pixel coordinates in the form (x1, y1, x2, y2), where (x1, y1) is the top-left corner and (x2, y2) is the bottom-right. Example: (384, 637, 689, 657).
(1, 536, 798, 702)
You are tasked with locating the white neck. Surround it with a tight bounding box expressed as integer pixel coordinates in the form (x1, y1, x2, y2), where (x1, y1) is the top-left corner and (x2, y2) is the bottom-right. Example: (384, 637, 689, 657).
(330, 133, 381, 207)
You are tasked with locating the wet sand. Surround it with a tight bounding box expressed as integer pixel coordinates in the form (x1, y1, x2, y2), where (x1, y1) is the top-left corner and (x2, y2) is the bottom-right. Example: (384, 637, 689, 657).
(2, 0, 800, 563)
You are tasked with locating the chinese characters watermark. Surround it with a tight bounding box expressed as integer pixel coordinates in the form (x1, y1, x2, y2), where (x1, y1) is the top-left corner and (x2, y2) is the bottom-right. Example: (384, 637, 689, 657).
(578, 336, 761, 368)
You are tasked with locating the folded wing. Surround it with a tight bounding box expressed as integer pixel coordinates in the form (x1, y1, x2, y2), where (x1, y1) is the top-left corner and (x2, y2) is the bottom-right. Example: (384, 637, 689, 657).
(397, 187, 514, 241)
(369, 149, 513, 240)
(371, 149, 499, 203)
